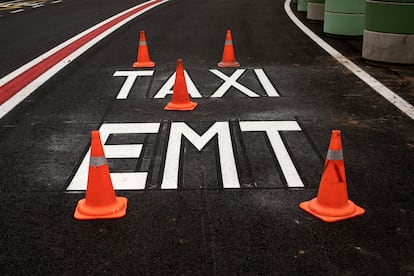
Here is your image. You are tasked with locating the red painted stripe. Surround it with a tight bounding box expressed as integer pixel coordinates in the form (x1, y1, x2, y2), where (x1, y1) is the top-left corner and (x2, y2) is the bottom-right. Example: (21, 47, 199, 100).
(0, 0, 162, 105)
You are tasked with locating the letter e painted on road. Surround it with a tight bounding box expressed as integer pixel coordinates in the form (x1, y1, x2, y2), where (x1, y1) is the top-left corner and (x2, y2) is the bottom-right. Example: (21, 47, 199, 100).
(67, 123, 160, 190)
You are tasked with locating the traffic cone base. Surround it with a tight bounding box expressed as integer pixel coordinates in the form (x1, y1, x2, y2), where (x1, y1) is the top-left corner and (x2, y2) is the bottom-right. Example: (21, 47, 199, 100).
(299, 198, 365, 223)
(164, 100, 197, 111)
(299, 130, 365, 223)
(74, 196, 127, 220)
(218, 60, 240, 68)
(133, 61, 155, 68)
(74, 130, 128, 220)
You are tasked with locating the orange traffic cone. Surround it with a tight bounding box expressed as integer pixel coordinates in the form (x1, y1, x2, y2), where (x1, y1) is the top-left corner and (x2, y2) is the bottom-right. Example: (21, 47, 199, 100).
(74, 131, 127, 220)
(299, 130, 365, 223)
(218, 30, 240, 68)
(132, 30, 155, 68)
(164, 59, 198, 111)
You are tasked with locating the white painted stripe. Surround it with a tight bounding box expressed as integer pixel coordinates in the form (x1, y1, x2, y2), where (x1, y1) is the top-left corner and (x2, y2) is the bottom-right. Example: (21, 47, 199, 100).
(240, 121, 302, 132)
(110, 172, 147, 190)
(99, 123, 160, 142)
(254, 69, 280, 97)
(104, 144, 143, 158)
(68, 149, 147, 190)
(240, 121, 304, 188)
(67, 123, 160, 191)
(0, 0, 169, 119)
(284, 0, 414, 120)
(113, 70, 154, 99)
(162, 122, 240, 189)
(10, 8, 24, 13)
(51, 0, 62, 3)
(210, 69, 260, 98)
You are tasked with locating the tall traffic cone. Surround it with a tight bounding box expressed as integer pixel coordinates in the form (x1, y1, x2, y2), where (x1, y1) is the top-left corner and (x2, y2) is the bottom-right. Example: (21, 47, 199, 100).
(132, 30, 155, 68)
(164, 59, 198, 111)
(74, 131, 127, 220)
(218, 30, 240, 68)
(299, 130, 365, 223)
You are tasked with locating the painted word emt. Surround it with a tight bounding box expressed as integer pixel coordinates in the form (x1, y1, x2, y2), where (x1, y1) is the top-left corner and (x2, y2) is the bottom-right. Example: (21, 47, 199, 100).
(67, 121, 304, 191)
(113, 69, 280, 99)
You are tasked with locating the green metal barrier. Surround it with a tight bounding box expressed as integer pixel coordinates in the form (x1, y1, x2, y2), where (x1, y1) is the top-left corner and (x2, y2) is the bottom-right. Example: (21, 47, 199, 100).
(298, 0, 309, 11)
(323, 0, 366, 35)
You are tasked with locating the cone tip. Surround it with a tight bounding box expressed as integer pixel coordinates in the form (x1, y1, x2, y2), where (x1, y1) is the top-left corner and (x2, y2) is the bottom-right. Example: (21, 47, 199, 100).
(176, 59, 184, 68)
(91, 130, 100, 138)
(139, 30, 146, 40)
(329, 130, 342, 150)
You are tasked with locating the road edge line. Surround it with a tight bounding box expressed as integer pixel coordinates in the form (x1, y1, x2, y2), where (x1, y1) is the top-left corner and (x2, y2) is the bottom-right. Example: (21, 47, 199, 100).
(284, 0, 414, 120)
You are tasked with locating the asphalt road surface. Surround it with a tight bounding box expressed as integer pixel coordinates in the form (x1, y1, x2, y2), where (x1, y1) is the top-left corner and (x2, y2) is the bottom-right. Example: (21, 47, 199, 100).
(1, 0, 413, 274)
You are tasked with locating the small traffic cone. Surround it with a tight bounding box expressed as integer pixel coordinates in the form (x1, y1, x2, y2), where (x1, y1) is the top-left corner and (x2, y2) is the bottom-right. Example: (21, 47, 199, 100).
(74, 131, 127, 220)
(218, 30, 240, 68)
(164, 59, 198, 111)
(132, 30, 155, 68)
(299, 130, 365, 223)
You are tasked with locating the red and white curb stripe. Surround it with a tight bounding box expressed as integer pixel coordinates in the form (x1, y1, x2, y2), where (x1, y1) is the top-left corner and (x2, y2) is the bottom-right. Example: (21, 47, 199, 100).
(0, 0, 169, 119)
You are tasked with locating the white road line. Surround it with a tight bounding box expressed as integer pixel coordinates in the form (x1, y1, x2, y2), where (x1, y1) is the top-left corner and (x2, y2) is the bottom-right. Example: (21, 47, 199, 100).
(10, 8, 24, 13)
(0, 0, 169, 119)
(210, 69, 260, 98)
(284, 0, 414, 120)
(254, 69, 280, 97)
(240, 121, 304, 188)
(51, 0, 62, 3)
(67, 123, 160, 191)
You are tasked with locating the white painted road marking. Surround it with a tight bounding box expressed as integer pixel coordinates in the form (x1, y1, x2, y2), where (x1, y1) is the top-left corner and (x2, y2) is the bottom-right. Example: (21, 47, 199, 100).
(284, 0, 414, 120)
(240, 121, 304, 188)
(116, 69, 281, 99)
(253, 69, 280, 97)
(0, 0, 170, 119)
(10, 8, 24, 13)
(113, 70, 154, 99)
(210, 69, 260, 98)
(162, 122, 240, 189)
(67, 123, 160, 191)
(67, 121, 305, 191)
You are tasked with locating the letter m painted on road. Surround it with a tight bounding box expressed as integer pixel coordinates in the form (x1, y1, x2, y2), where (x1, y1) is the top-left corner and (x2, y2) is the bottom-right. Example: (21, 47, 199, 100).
(162, 122, 240, 189)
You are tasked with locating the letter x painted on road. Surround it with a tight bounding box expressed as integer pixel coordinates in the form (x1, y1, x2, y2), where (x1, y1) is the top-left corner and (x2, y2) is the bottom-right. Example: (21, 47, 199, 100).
(210, 69, 260, 98)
